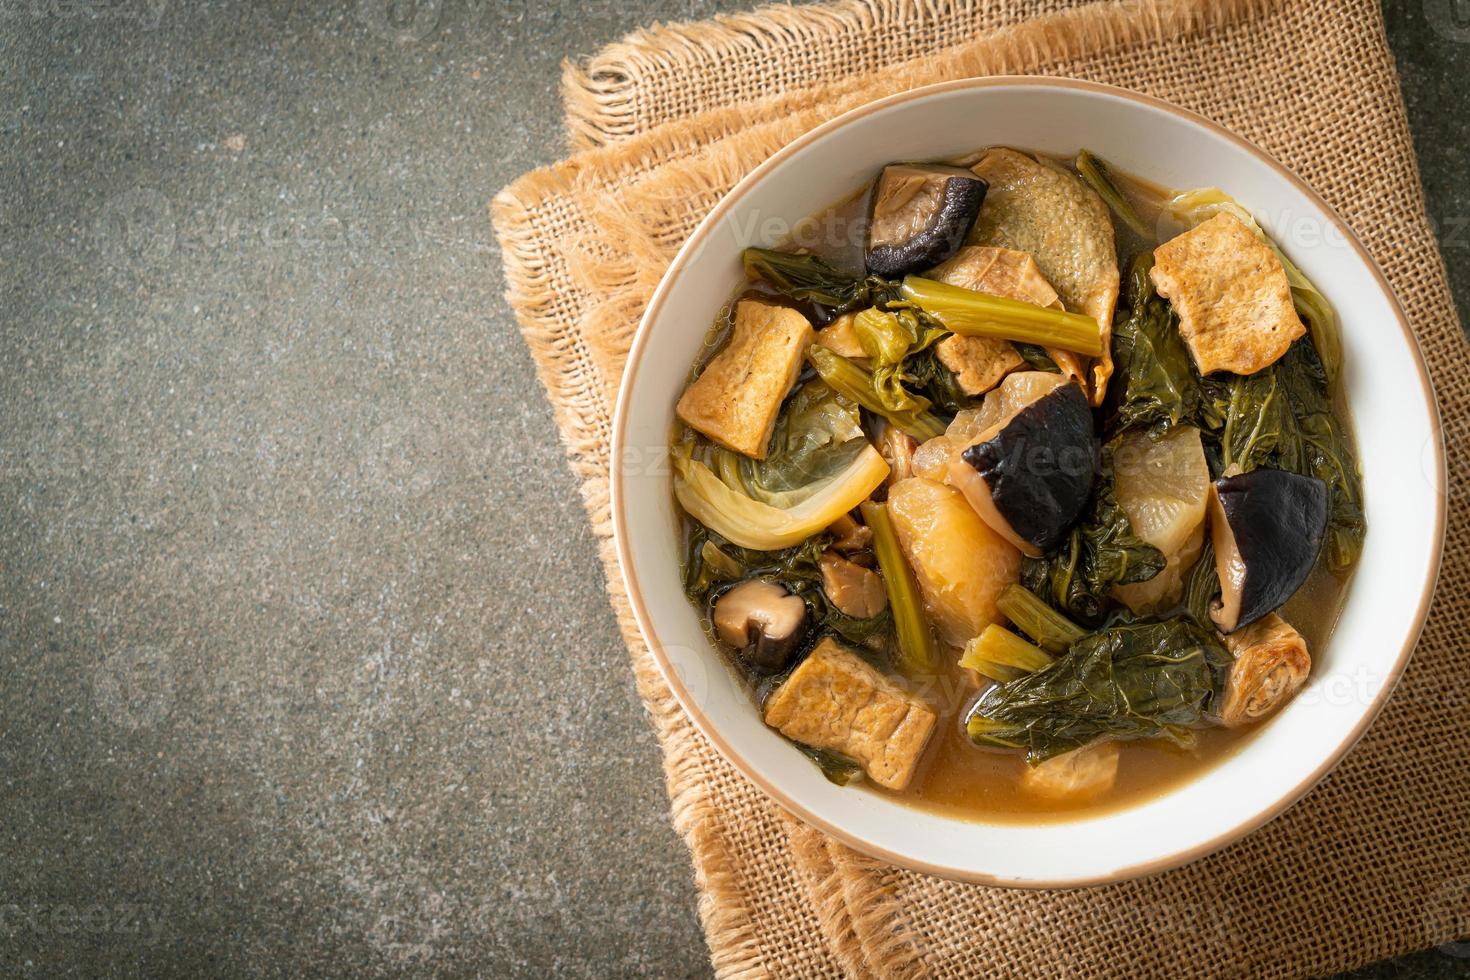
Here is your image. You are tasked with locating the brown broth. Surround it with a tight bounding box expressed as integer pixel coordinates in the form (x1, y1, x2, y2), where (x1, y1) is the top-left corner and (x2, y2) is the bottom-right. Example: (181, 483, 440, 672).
(676, 147, 1360, 822)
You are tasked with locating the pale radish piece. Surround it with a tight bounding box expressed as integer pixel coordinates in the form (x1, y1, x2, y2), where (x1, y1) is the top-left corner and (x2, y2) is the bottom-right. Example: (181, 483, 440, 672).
(968, 370, 1070, 439)
(886, 477, 1021, 648)
(909, 371, 1070, 488)
(1111, 426, 1211, 614)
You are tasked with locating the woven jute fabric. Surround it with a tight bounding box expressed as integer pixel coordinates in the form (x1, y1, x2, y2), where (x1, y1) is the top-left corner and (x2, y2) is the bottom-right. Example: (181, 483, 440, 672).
(491, 0, 1470, 975)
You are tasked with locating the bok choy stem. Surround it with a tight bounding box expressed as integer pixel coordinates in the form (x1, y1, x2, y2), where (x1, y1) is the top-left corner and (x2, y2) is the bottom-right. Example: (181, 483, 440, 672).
(806, 346, 946, 440)
(1075, 150, 1152, 239)
(898, 276, 1104, 357)
(960, 625, 1055, 684)
(995, 584, 1086, 654)
(860, 500, 939, 678)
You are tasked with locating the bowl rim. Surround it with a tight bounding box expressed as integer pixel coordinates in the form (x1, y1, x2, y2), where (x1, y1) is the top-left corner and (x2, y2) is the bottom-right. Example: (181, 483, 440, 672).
(609, 75, 1446, 887)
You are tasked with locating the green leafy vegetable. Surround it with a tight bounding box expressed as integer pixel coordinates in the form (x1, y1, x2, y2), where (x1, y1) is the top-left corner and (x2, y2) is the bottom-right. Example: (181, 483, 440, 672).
(794, 742, 865, 785)
(672, 436, 890, 551)
(740, 247, 879, 311)
(1106, 252, 1200, 437)
(1198, 367, 1294, 474)
(1196, 341, 1365, 570)
(966, 618, 1231, 762)
(904, 346, 973, 416)
(1075, 150, 1151, 239)
(1021, 448, 1165, 624)
(1165, 188, 1342, 383)
(960, 625, 1055, 683)
(861, 500, 939, 678)
(852, 305, 954, 421)
(899, 275, 1105, 356)
(715, 380, 867, 508)
(1013, 343, 1061, 374)
(1181, 539, 1220, 629)
(1276, 343, 1366, 571)
(996, 584, 1086, 654)
(806, 345, 946, 440)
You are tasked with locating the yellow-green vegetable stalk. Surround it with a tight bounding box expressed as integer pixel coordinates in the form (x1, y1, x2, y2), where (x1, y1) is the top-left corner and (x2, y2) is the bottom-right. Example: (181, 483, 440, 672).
(899, 277, 1104, 356)
(806, 346, 946, 440)
(860, 500, 938, 678)
(995, 584, 1085, 654)
(959, 625, 1055, 684)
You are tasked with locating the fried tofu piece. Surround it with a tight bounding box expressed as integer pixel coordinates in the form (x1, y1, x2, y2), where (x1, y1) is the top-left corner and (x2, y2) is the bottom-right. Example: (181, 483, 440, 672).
(1020, 741, 1120, 802)
(814, 311, 867, 359)
(967, 150, 1119, 403)
(1218, 613, 1311, 728)
(676, 298, 814, 457)
(928, 247, 1060, 395)
(930, 245, 1063, 309)
(1150, 212, 1305, 376)
(934, 336, 1026, 396)
(763, 638, 936, 790)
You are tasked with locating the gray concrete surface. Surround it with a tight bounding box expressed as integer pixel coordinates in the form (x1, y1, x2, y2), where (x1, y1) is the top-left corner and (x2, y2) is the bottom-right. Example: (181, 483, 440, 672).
(0, 1, 1464, 977)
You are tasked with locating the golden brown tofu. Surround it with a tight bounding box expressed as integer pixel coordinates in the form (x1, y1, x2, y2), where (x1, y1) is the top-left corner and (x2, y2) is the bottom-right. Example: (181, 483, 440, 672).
(967, 151, 1119, 403)
(763, 638, 936, 790)
(1020, 741, 1120, 802)
(929, 246, 1046, 395)
(815, 312, 867, 359)
(935, 336, 1026, 397)
(1150, 212, 1305, 376)
(676, 298, 814, 458)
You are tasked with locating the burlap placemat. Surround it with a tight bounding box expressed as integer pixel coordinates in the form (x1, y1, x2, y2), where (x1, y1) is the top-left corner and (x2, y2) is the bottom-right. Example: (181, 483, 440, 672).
(492, 1, 1470, 975)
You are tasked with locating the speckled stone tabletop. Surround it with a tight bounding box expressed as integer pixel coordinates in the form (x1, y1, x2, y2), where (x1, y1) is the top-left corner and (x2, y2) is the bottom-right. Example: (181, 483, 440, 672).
(0, 2, 1465, 977)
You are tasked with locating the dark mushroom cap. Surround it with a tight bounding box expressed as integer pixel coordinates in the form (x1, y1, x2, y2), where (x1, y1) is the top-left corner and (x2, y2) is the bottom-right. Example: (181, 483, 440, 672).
(712, 578, 810, 673)
(1209, 469, 1328, 633)
(956, 383, 1099, 554)
(865, 164, 987, 279)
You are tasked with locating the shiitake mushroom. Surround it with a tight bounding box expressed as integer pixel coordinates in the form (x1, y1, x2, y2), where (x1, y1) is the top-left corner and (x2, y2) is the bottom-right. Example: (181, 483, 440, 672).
(865, 164, 987, 278)
(712, 578, 810, 673)
(1208, 469, 1328, 633)
(948, 382, 1099, 556)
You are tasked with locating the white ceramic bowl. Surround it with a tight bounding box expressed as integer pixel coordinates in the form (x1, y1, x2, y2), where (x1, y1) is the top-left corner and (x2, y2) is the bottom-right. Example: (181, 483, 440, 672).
(611, 78, 1444, 886)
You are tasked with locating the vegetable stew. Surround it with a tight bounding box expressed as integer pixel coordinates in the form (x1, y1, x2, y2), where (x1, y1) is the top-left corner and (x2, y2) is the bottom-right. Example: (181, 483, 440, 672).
(669, 148, 1363, 820)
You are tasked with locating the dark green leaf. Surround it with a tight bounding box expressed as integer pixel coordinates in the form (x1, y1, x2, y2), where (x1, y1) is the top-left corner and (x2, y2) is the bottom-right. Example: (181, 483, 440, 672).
(793, 743, 865, 785)
(732, 379, 866, 501)
(1106, 253, 1200, 437)
(967, 617, 1231, 762)
(1021, 447, 1165, 624)
(1181, 539, 1220, 628)
(1193, 341, 1365, 571)
(1013, 342, 1061, 373)
(741, 247, 890, 312)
